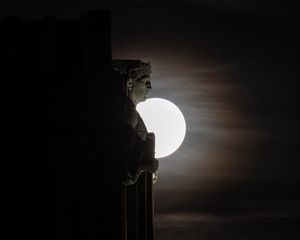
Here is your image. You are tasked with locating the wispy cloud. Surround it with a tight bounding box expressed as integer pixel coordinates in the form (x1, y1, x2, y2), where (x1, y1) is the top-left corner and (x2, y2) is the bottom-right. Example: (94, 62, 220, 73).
(155, 210, 300, 240)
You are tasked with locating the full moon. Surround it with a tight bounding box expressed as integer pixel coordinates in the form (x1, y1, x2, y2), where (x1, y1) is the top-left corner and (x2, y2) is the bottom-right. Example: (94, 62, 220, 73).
(136, 98, 186, 158)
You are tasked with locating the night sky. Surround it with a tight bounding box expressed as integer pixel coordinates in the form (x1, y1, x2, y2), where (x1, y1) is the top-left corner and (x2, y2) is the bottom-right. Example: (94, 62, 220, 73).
(2, 1, 299, 239)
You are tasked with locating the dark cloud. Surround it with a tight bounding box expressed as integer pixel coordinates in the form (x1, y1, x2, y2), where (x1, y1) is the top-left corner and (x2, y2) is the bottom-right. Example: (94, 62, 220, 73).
(155, 210, 300, 239)
(1, 0, 297, 18)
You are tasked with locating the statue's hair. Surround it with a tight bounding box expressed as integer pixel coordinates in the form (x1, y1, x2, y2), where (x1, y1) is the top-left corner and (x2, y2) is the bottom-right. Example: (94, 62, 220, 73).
(112, 59, 151, 80)
(128, 62, 151, 81)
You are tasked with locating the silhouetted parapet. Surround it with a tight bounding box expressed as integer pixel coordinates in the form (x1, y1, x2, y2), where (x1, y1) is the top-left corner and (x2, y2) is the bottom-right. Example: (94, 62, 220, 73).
(2, 11, 124, 240)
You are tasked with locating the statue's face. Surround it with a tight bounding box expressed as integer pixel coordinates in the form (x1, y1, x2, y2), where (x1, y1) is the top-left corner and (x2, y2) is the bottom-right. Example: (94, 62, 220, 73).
(132, 76, 151, 103)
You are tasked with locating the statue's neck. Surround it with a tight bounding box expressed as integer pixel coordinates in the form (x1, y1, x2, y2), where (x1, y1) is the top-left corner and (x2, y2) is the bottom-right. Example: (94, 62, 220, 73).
(129, 94, 138, 106)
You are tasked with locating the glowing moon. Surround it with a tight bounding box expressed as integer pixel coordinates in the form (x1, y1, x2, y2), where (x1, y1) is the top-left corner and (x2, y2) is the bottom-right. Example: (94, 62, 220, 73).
(136, 98, 186, 158)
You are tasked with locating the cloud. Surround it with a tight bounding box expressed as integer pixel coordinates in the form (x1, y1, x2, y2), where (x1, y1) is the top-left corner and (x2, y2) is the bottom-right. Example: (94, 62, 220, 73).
(154, 210, 300, 240)
(156, 210, 296, 227)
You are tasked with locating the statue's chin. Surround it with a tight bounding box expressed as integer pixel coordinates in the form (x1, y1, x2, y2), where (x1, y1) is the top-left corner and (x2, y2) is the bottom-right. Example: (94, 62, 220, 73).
(136, 94, 147, 103)
(140, 96, 147, 102)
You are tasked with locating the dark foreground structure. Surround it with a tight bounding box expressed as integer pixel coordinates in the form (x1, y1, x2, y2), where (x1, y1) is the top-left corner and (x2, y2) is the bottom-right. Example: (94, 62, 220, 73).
(2, 11, 155, 240)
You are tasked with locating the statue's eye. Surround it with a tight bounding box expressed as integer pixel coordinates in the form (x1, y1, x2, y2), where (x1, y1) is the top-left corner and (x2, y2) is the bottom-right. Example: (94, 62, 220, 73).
(142, 77, 150, 83)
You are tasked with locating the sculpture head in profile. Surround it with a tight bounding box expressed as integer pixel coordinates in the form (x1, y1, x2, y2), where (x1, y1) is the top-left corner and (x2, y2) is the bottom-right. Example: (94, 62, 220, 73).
(112, 59, 158, 185)
(126, 62, 152, 105)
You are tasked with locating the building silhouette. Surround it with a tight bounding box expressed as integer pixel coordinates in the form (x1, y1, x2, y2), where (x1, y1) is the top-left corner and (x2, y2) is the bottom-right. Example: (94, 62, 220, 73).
(2, 11, 155, 240)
